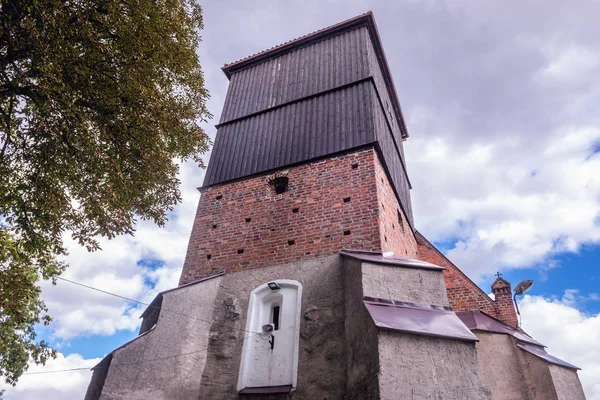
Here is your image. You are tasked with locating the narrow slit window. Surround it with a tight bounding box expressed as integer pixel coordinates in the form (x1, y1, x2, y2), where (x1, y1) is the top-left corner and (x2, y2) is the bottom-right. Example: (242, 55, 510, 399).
(397, 210, 405, 233)
(272, 305, 280, 331)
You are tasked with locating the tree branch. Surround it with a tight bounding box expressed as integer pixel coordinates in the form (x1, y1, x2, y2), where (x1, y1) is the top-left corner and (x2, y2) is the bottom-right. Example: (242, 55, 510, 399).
(0, 96, 15, 159)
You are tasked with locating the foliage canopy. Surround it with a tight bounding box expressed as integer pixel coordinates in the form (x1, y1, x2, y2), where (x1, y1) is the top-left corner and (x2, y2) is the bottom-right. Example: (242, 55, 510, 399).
(0, 0, 211, 386)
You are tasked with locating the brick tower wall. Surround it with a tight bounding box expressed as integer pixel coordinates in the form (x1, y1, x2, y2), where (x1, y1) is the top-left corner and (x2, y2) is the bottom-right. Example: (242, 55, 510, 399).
(180, 147, 418, 285)
(416, 232, 518, 327)
(375, 156, 419, 259)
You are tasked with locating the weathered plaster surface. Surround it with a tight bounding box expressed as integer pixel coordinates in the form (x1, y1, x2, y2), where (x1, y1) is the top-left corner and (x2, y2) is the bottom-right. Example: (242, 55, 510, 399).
(474, 331, 527, 400)
(344, 257, 380, 399)
(90, 255, 573, 400)
(98, 276, 222, 400)
(516, 348, 558, 400)
(549, 364, 586, 400)
(377, 330, 492, 400)
(199, 255, 347, 399)
(361, 261, 450, 306)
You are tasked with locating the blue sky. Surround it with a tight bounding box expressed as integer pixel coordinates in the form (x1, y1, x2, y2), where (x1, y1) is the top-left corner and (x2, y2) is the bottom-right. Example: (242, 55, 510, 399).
(503, 244, 600, 314)
(3, 1, 599, 399)
(433, 238, 600, 314)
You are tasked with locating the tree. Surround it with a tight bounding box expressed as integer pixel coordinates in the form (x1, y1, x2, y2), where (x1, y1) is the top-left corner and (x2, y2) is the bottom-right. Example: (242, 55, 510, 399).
(0, 0, 211, 386)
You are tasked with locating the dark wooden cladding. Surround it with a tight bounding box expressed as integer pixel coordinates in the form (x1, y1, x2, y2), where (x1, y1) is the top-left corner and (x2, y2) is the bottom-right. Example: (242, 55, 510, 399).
(366, 36, 407, 155)
(372, 96, 414, 225)
(205, 81, 376, 186)
(219, 27, 371, 124)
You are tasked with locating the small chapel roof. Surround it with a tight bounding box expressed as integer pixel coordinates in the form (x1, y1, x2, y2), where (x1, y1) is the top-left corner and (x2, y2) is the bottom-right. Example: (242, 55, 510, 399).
(457, 310, 579, 370)
(457, 310, 542, 346)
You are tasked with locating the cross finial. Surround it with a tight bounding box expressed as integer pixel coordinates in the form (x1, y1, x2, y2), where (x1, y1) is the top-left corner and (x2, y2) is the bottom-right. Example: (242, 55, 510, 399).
(495, 272, 502, 278)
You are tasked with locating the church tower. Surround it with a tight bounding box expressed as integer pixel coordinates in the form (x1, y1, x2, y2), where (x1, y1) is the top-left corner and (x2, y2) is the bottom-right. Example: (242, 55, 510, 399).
(86, 12, 586, 400)
(179, 12, 418, 285)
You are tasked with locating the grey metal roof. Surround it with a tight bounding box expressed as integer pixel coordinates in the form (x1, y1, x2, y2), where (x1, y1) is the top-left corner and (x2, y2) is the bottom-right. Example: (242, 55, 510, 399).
(457, 310, 543, 346)
(517, 342, 580, 370)
(341, 250, 444, 270)
(363, 297, 479, 342)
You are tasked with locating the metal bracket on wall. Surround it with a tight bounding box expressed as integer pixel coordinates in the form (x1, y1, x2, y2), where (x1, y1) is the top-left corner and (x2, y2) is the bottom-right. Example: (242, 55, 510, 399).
(268, 334, 275, 350)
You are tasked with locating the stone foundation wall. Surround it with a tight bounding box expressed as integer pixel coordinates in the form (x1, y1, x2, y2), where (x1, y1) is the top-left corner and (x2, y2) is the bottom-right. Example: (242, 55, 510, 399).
(549, 364, 587, 400)
(474, 331, 527, 400)
(97, 276, 223, 400)
(360, 261, 450, 307)
(377, 331, 492, 400)
(344, 257, 381, 399)
(199, 255, 348, 399)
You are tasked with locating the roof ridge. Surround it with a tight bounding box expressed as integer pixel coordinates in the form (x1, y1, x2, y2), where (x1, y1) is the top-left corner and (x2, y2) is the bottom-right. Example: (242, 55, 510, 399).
(222, 11, 373, 71)
(415, 231, 495, 302)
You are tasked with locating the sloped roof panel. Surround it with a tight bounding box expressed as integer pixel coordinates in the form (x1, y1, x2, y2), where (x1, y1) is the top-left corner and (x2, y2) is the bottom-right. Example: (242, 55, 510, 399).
(517, 342, 580, 370)
(364, 298, 478, 342)
(457, 310, 543, 346)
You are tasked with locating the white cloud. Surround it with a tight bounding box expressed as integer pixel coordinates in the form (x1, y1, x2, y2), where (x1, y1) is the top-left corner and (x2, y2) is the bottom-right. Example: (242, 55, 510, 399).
(407, 121, 600, 281)
(521, 292, 600, 400)
(8, 0, 600, 397)
(1, 353, 101, 400)
(538, 45, 600, 83)
(40, 160, 204, 340)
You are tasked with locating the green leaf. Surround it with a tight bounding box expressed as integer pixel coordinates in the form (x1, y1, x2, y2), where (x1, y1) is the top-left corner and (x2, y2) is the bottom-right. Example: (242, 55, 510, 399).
(0, 0, 211, 385)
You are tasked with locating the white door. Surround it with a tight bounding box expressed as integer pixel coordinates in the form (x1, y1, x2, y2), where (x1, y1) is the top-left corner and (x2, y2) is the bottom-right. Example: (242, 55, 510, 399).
(238, 280, 302, 390)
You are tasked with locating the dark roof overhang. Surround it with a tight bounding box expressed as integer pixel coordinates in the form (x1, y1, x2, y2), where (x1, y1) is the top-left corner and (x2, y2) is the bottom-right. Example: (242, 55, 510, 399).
(239, 385, 293, 395)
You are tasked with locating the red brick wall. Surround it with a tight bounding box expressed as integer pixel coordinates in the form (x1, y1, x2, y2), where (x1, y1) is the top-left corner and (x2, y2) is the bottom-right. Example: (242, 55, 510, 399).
(492, 282, 519, 327)
(180, 148, 389, 285)
(374, 154, 419, 259)
(416, 232, 518, 327)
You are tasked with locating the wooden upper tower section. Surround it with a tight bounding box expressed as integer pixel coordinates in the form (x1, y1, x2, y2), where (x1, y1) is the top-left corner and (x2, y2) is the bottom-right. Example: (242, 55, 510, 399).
(203, 12, 414, 225)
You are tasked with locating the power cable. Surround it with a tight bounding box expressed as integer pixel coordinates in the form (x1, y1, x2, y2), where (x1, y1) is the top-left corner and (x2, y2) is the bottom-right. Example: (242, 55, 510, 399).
(22, 277, 281, 375)
(21, 327, 285, 375)
(55, 276, 259, 336)
(22, 346, 211, 375)
(22, 367, 91, 375)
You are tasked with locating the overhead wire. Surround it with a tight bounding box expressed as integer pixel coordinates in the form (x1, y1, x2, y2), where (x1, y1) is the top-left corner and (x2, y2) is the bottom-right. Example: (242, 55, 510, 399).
(21, 326, 288, 375)
(22, 346, 211, 375)
(22, 277, 282, 375)
(55, 276, 260, 336)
